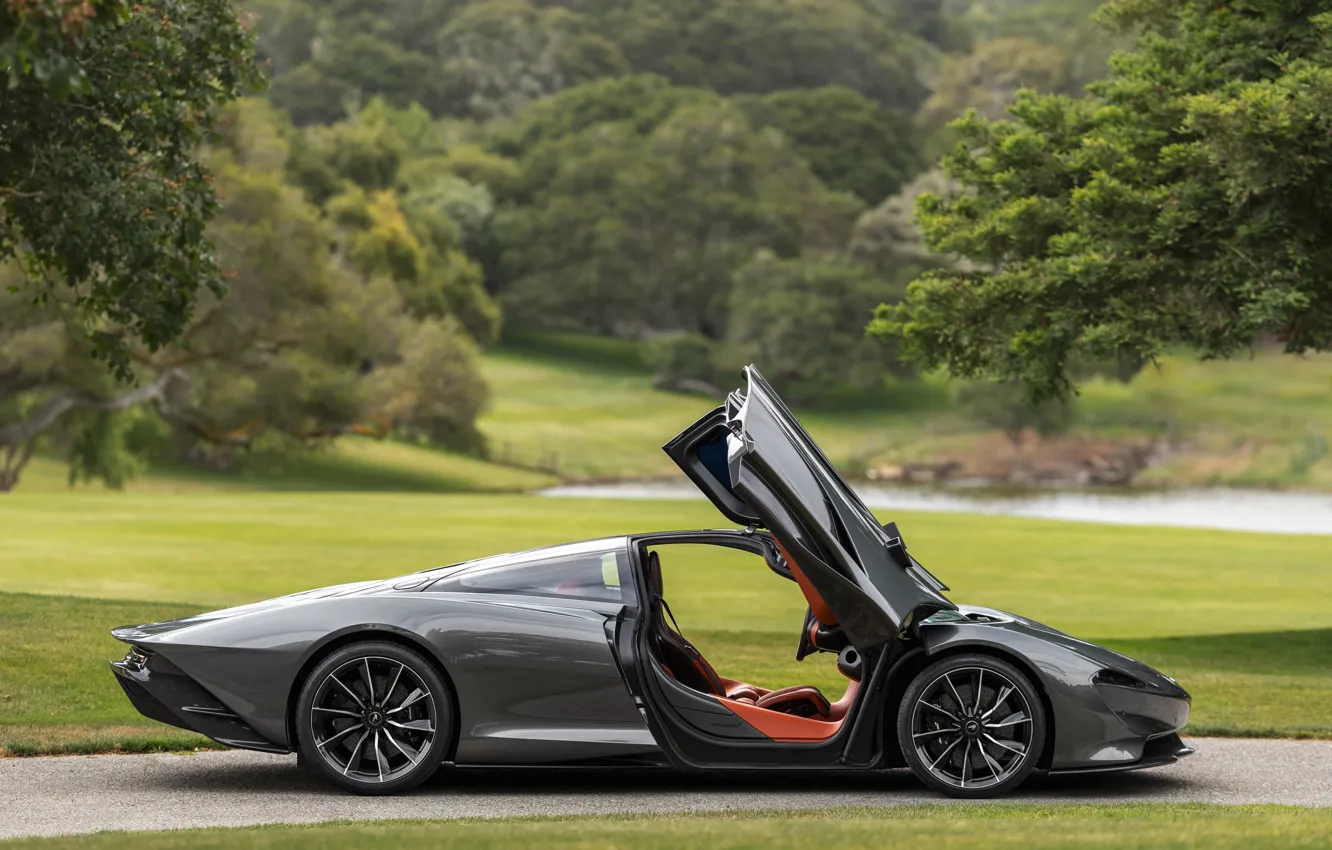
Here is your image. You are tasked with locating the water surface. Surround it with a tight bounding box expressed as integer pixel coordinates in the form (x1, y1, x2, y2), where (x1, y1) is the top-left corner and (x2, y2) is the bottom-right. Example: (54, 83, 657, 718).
(538, 480, 1332, 536)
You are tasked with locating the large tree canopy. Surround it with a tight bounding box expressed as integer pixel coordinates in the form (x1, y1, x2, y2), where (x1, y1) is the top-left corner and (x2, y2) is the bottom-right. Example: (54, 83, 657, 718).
(494, 92, 862, 339)
(873, 0, 1332, 399)
(0, 100, 490, 491)
(1, 0, 260, 379)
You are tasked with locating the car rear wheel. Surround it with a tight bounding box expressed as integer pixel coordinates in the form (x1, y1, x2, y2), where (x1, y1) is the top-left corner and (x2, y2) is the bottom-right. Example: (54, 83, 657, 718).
(296, 641, 453, 794)
(897, 653, 1045, 798)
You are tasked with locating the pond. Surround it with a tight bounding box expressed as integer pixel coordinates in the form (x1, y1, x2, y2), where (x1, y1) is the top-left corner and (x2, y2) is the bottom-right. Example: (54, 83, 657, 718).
(538, 480, 1332, 536)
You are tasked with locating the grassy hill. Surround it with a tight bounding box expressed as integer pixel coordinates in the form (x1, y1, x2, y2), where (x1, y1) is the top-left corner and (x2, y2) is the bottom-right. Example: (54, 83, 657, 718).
(479, 333, 1332, 489)
(14, 333, 1332, 496)
(477, 334, 941, 480)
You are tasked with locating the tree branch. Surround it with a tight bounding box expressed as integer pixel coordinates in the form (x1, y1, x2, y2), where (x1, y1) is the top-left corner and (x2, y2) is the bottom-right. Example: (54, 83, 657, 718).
(0, 369, 180, 448)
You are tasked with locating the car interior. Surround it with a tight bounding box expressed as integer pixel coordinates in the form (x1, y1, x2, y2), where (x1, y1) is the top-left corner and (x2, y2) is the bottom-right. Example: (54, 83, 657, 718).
(641, 546, 862, 741)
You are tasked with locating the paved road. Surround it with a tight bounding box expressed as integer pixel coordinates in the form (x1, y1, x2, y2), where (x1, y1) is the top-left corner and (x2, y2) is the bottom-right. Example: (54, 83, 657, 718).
(2, 738, 1329, 839)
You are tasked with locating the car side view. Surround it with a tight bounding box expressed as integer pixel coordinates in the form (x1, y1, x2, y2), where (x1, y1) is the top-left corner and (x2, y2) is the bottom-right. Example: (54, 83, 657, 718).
(110, 366, 1192, 797)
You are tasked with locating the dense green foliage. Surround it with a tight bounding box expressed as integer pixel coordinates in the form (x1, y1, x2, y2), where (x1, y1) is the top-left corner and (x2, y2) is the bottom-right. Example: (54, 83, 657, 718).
(0, 100, 492, 491)
(1, 0, 1133, 490)
(876, 0, 1332, 399)
(0, 0, 260, 377)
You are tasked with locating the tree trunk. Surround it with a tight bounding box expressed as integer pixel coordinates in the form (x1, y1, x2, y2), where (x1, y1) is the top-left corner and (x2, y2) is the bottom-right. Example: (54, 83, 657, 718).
(0, 370, 180, 492)
(0, 441, 35, 492)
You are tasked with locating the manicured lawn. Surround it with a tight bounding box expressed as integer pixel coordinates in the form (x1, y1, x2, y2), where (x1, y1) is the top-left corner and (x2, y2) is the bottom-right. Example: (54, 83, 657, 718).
(2, 493, 1328, 638)
(4, 805, 1332, 849)
(479, 337, 1332, 487)
(18, 437, 554, 496)
(1, 493, 1329, 753)
(478, 347, 935, 479)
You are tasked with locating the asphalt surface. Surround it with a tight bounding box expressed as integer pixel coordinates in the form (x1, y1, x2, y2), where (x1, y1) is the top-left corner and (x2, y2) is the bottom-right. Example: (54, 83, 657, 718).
(1, 737, 1329, 839)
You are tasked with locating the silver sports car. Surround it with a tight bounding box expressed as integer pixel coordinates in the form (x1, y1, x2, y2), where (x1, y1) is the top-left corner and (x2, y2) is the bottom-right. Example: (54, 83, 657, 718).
(111, 366, 1192, 797)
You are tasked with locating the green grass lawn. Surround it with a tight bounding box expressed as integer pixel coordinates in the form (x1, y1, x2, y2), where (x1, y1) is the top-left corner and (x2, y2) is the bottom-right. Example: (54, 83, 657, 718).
(1, 493, 1329, 753)
(478, 342, 939, 480)
(18, 437, 555, 496)
(4, 805, 1332, 849)
(479, 334, 1332, 487)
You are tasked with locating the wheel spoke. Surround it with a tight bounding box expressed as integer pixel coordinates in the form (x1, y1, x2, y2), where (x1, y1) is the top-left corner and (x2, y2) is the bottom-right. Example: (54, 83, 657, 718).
(943, 674, 966, 715)
(913, 726, 960, 740)
(927, 735, 961, 770)
(960, 738, 973, 787)
(373, 730, 385, 782)
(983, 733, 1027, 756)
(973, 670, 984, 715)
(342, 729, 370, 775)
(384, 727, 421, 765)
(978, 738, 1006, 778)
(383, 663, 405, 709)
(388, 718, 434, 733)
(329, 674, 366, 710)
(981, 685, 1014, 721)
(389, 687, 428, 714)
(316, 723, 364, 749)
(920, 702, 959, 722)
(312, 706, 360, 717)
(363, 659, 376, 706)
(985, 713, 1030, 730)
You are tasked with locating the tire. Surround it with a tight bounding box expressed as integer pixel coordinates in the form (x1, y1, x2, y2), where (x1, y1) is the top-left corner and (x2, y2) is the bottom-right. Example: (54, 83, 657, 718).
(296, 640, 453, 795)
(897, 653, 1046, 798)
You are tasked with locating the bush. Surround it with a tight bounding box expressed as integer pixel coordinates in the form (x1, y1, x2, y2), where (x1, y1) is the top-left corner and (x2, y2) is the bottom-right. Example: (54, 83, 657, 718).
(644, 333, 720, 394)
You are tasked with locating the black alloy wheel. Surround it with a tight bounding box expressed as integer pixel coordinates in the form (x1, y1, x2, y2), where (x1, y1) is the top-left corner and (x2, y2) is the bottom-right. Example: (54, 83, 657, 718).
(296, 641, 453, 794)
(897, 653, 1045, 798)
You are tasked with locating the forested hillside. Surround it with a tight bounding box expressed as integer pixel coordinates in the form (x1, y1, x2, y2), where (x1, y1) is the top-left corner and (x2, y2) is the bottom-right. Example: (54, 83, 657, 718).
(1, 0, 1115, 489)
(234, 0, 1111, 403)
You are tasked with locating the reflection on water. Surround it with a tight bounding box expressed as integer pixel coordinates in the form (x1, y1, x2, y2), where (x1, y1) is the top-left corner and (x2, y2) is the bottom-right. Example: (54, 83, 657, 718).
(538, 480, 1332, 536)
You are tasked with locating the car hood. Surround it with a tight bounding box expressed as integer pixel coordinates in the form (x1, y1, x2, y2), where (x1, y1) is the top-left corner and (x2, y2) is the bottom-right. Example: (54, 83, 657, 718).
(664, 366, 955, 649)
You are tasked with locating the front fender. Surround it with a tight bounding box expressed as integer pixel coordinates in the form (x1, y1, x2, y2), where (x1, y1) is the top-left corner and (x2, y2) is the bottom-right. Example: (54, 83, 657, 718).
(917, 606, 1190, 769)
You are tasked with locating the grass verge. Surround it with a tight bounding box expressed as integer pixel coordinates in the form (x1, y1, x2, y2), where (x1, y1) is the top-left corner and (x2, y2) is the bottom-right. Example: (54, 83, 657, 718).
(4, 805, 1332, 848)
(17, 438, 555, 496)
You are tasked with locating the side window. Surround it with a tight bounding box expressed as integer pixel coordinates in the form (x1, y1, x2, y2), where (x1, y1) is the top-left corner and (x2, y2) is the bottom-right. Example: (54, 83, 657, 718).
(435, 550, 632, 604)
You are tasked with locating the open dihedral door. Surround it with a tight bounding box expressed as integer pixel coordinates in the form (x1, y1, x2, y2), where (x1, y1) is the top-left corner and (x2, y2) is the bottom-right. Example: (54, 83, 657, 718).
(664, 366, 955, 650)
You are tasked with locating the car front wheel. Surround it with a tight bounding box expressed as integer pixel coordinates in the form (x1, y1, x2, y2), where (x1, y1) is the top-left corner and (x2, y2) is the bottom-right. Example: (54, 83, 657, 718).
(296, 640, 453, 794)
(897, 653, 1045, 798)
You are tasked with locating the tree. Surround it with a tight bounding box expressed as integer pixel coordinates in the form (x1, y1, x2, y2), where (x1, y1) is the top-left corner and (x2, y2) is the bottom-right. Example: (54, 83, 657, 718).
(956, 380, 1075, 455)
(722, 252, 906, 400)
(285, 102, 501, 342)
(495, 95, 862, 338)
(872, 1, 1332, 400)
(580, 0, 926, 112)
(955, 0, 1123, 90)
(850, 168, 964, 273)
(433, 0, 628, 120)
(0, 100, 491, 491)
(915, 37, 1074, 132)
(735, 87, 922, 205)
(1, 0, 261, 379)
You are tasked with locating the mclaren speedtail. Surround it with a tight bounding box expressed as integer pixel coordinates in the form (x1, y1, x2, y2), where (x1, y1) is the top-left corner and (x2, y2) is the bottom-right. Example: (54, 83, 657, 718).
(111, 366, 1192, 797)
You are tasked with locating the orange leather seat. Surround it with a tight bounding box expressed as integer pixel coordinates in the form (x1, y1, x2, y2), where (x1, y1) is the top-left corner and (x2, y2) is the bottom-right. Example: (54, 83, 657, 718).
(644, 550, 831, 720)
